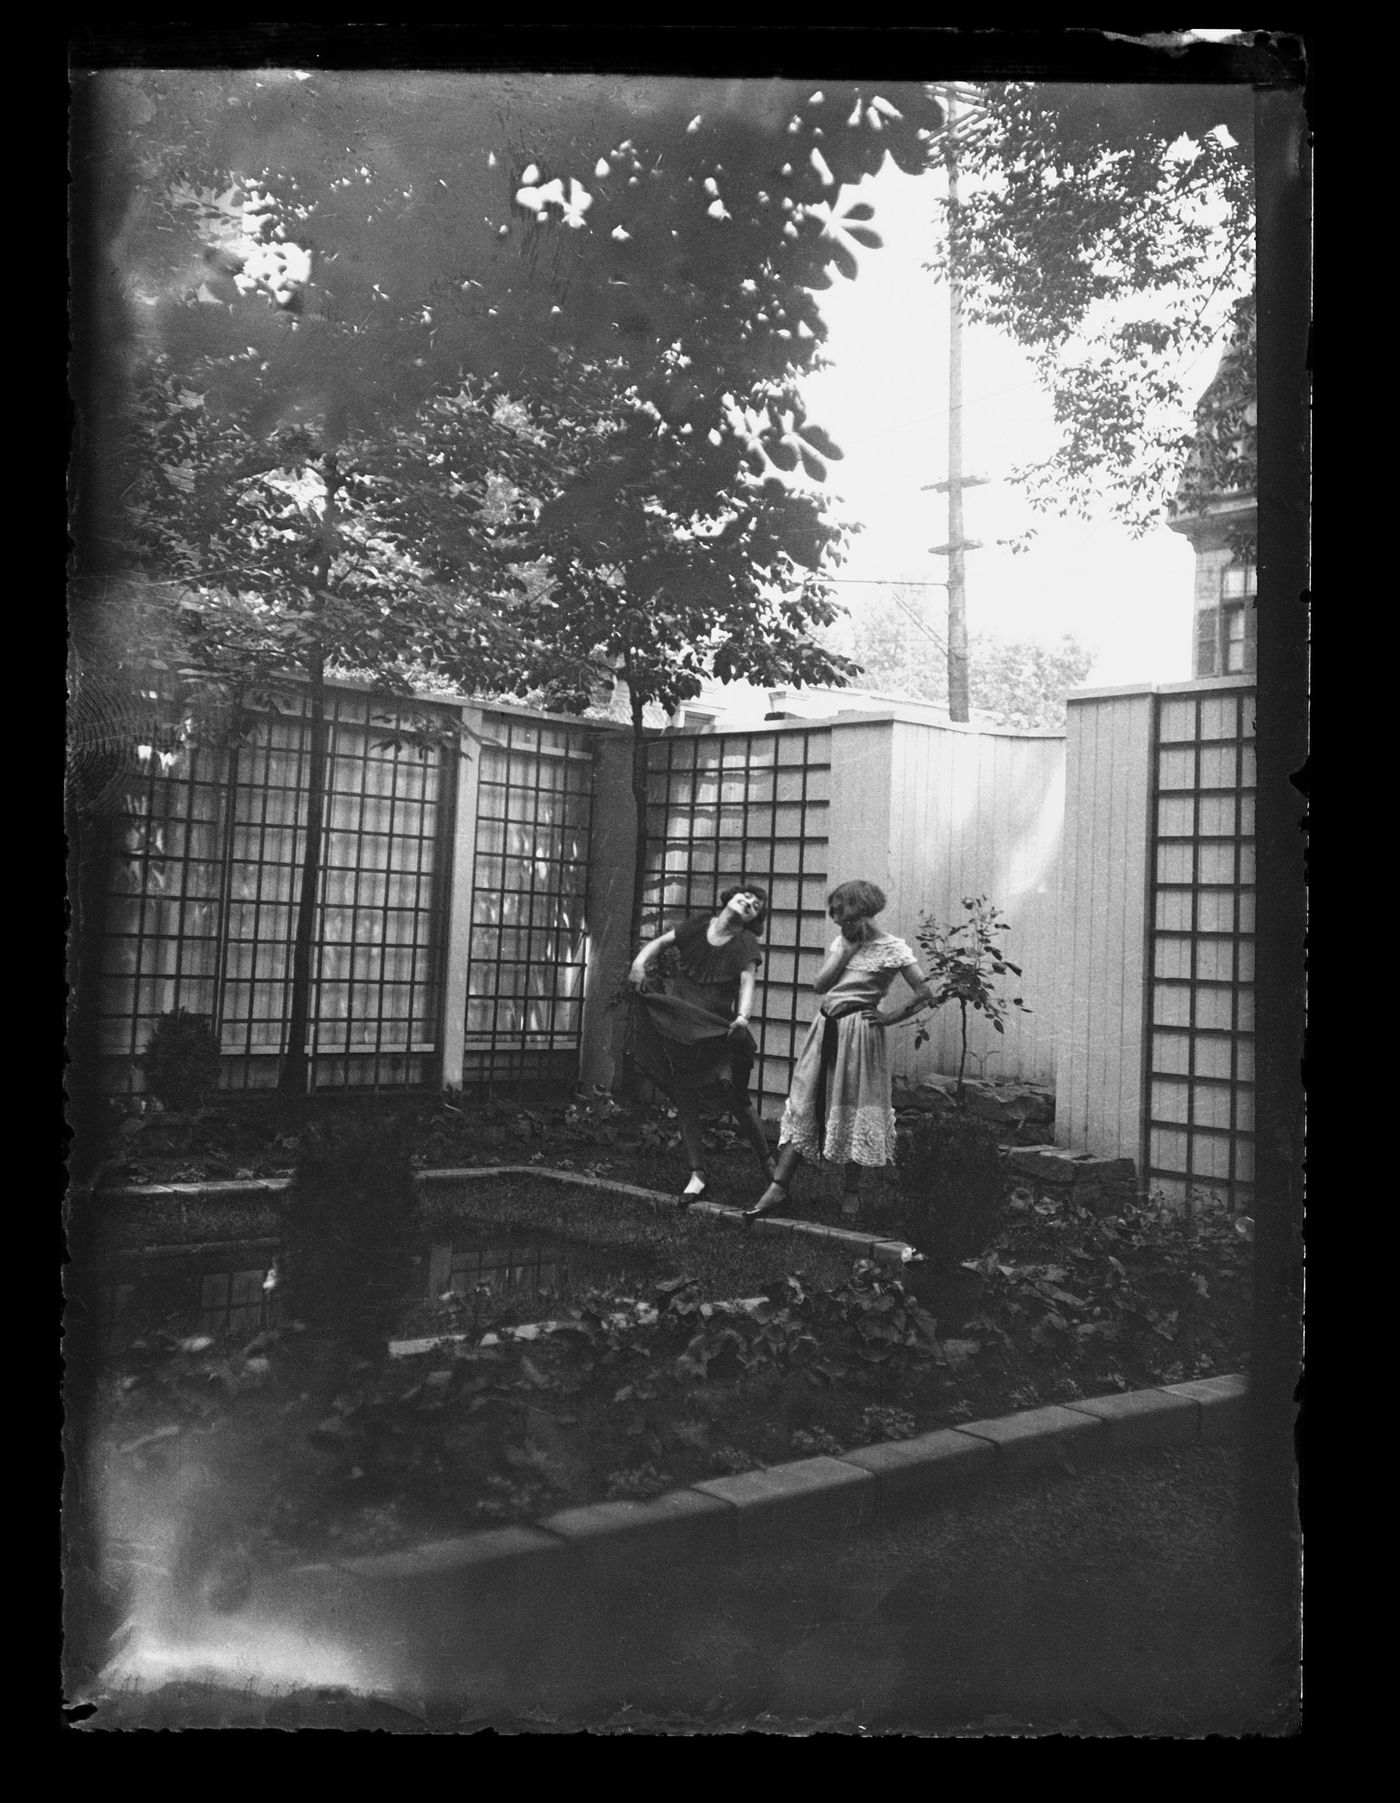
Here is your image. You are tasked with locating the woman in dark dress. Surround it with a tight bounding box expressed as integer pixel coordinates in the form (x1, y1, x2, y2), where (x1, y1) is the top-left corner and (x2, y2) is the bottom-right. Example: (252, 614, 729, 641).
(628, 884, 778, 1205)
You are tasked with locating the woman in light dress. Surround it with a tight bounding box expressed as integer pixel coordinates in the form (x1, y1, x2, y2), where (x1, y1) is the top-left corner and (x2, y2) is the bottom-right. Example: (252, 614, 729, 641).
(746, 879, 936, 1220)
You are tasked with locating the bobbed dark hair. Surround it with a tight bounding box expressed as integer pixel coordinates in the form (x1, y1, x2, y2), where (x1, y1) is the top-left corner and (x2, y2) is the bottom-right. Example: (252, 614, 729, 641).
(718, 882, 769, 931)
(827, 878, 886, 921)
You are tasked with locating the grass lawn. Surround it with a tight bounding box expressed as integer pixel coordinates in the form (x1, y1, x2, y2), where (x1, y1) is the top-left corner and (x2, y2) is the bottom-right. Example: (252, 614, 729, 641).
(416, 1174, 870, 1295)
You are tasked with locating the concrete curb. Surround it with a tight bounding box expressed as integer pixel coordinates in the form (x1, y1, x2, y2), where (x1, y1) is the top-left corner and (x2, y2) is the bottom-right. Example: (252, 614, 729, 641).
(100, 1162, 921, 1264)
(259, 1373, 1247, 1624)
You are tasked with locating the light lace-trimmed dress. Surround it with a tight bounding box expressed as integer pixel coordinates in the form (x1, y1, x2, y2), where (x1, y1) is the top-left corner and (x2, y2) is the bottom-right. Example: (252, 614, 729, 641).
(779, 932, 918, 1167)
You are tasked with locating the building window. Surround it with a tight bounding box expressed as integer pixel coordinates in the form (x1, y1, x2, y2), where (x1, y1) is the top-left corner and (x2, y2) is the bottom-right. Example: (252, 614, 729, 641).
(1195, 553, 1257, 678)
(1220, 554, 1256, 674)
(1222, 602, 1249, 673)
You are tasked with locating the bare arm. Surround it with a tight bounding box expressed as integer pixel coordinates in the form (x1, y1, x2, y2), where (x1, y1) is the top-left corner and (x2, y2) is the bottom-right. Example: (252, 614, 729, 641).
(734, 963, 758, 1023)
(811, 931, 863, 995)
(872, 964, 937, 1027)
(628, 928, 676, 987)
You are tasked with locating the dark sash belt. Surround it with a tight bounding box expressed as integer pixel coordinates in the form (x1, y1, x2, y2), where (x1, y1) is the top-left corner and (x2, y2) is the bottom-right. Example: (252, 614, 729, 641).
(812, 997, 869, 1138)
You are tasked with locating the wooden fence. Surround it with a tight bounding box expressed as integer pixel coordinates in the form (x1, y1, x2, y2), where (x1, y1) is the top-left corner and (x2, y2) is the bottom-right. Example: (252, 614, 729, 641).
(90, 674, 1258, 1206)
(1054, 677, 1257, 1208)
(95, 681, 618, 1099)
(630, 711, 1066, 1113)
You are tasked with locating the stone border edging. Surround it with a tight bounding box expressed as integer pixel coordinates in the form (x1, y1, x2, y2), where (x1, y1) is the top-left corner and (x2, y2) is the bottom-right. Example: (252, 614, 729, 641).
(263, 1374, 1248, 1634)
(100, 1162, 921, 1266)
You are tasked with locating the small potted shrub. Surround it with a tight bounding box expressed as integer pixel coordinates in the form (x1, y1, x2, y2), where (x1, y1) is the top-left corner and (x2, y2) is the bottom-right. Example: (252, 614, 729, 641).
(279, 1111, 422, 1380)
(137, 1009, 223, 1148)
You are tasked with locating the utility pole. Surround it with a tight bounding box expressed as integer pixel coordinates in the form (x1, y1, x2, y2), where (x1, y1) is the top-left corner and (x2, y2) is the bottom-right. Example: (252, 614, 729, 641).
(924, 85, 987, 723)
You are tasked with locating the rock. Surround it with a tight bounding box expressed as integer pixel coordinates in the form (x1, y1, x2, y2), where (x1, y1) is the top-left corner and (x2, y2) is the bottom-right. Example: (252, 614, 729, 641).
(962, 1081, 1055, 1127)
(915, 1074, 962, 1102)
(1005, 1145, 1137, 1195)
(892, 1080, 955, 1114)
(895, 1075, 1055, 1126)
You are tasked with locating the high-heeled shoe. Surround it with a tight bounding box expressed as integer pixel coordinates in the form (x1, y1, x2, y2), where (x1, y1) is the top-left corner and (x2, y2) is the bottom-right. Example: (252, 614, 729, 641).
(743, 1180, 788, 1222)
(677, 1171, 708, 1209)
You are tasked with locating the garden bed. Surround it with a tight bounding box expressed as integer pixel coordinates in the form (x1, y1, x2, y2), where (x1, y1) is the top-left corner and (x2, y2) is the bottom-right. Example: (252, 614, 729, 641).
(86, 1162, 1252, 1629)
(95, 1092, 909, 1230)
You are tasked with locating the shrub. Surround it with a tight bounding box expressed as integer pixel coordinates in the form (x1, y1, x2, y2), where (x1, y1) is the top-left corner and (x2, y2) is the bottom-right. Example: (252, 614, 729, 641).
(896, 1110, 1008, 1268)
(790, 1426, 844, 1457)
(138, 1009, 223, 1114)
(605, 1463, 671, 1500)
(964, 1188, 1253, 1391)
(859, 1405, 916, 1442)
(913, 896, 1031, 1101)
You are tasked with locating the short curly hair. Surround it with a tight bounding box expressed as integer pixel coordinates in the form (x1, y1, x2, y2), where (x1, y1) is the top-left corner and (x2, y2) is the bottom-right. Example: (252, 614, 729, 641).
(719, 883, 769, 931)
(827, 878, 886, 921)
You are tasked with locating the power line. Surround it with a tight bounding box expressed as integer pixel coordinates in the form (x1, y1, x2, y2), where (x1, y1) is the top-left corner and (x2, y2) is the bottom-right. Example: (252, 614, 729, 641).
(823, 575, 948, 588)
(888, 593, 947, 654)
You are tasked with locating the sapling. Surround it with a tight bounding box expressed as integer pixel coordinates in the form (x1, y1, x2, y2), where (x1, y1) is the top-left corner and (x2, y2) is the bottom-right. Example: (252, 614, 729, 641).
(913, 895, 1031, 1103)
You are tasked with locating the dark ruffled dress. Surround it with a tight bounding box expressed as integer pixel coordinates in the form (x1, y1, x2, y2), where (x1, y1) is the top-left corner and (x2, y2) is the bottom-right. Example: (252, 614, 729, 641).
(631, 915, 762, 1107)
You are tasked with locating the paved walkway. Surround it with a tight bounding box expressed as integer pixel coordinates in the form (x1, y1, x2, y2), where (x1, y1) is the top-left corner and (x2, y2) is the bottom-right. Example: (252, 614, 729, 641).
(75, 1441, 1300, 1737)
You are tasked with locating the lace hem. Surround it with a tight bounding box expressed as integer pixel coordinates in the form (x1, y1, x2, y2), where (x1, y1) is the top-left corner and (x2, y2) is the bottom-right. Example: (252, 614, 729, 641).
(779, 1101, 897, 1167)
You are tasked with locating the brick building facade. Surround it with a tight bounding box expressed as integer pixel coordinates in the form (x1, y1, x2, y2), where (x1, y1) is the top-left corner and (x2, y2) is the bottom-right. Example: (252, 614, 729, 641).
(1167, 298, 1258, 679)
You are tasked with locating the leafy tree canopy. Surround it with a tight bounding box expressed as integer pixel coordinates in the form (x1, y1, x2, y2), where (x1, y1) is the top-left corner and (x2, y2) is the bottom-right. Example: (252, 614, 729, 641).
(942, 81, 1255, 532)
(73, 72, 939, 977)
(832, 582, 1093, 730)
(81, 70, 940, 454)
(74, 70, 942, 719)
(503, 360, 859, 720)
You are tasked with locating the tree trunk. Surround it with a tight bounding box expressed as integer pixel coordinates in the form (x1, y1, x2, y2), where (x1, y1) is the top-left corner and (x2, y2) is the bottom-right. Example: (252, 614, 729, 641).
(625, 669, 650, 957)
(616, 664, 650, 1102)
(277, 458, 340, 1103)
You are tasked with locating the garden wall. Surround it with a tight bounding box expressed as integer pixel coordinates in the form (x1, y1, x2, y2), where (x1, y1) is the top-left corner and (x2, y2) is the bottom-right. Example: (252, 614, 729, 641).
(1054, 677, 1257, 1209)
(91, 671, 1258, 1209)
(94, 679, 623, 1100)
(625, 710, 1066, 1119)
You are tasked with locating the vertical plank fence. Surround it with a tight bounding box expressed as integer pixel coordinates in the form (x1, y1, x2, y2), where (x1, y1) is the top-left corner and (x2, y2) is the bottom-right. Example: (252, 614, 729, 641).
(1055, 677, 1257, 1208)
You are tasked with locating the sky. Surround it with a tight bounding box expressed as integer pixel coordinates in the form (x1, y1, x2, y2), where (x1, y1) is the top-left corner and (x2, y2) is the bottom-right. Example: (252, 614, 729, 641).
(797, 157, 1229, 689)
